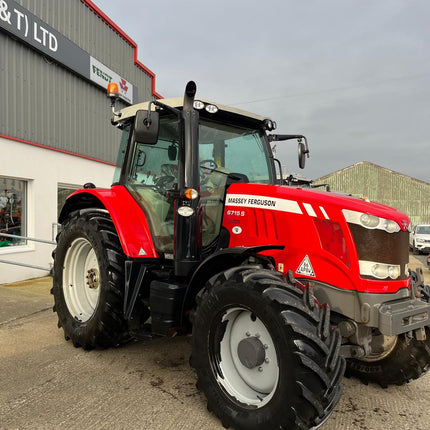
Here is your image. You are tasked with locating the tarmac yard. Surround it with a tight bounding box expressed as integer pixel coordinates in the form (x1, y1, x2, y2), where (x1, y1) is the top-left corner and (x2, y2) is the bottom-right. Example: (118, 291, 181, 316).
(1, 257, 430, 430)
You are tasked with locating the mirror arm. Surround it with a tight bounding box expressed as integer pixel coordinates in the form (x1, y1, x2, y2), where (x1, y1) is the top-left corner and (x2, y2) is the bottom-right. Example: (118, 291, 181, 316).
(268, 134, 310, 159)
(272, 157, 284, 184)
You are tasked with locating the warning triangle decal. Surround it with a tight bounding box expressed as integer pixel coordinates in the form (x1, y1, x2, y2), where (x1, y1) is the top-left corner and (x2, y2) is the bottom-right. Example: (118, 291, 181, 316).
(296, 255, 315, 277)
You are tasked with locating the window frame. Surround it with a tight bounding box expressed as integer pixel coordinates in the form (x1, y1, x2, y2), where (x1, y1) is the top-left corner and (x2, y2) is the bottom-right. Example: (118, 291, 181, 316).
(0, 175, 28, 250)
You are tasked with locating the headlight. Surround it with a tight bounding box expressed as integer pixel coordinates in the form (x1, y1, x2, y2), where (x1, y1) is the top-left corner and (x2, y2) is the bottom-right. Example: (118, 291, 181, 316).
(343, 209, 401, 233)
(384, 219, 399, 233)
(416, 238, 425, 243)
(359, 260, 401, 279)
(360, 213, 379, 228)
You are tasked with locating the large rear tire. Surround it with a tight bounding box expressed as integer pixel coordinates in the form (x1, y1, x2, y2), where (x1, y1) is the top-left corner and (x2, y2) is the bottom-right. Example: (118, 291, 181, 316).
(346, 331, 430, 387)
(51, 210, 128, 349)
(191, 267, 345, 430)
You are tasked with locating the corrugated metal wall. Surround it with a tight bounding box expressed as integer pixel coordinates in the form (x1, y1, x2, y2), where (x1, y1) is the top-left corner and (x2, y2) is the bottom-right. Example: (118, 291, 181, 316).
(1, 0, 154, 164)
(314, 162, 430, 225)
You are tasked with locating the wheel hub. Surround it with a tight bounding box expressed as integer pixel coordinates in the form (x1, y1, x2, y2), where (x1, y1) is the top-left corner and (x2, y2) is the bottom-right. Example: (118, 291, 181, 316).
(86, 268, 99, 289)
(216, 307, 279, 407)
(237, 336, 266, 369)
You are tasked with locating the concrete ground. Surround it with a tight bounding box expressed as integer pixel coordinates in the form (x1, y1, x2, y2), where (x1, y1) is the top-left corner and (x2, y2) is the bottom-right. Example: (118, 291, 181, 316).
(1, 255, 430, 430)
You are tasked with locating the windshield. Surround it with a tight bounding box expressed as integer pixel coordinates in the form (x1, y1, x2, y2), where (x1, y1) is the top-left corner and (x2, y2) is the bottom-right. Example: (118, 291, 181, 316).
(198, 117, 273, 183)
(417, 226, 430, 234)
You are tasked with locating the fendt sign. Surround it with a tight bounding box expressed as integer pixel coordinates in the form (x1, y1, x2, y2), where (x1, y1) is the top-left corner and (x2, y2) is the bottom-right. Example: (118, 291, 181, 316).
(0, 0, 136, 104)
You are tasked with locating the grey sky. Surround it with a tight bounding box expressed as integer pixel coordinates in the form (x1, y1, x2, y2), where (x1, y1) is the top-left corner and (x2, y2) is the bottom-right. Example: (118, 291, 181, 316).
(92, 0, 430, 183)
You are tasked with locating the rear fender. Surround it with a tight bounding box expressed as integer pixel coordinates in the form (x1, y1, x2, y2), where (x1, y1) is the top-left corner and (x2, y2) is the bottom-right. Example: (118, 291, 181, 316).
(182, 245, 283, 315)
(59, 185, 158, 258)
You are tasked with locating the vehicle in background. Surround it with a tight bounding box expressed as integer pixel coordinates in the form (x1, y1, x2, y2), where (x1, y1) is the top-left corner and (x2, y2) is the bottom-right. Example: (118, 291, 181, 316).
(410, 224, 430, 254)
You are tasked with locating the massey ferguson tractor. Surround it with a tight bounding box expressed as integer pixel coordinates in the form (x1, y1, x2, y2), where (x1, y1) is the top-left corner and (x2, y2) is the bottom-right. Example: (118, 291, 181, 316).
(52, 81, 430, 430)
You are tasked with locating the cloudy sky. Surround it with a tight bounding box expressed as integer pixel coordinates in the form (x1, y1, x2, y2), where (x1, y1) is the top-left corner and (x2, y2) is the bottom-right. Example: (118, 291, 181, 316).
(92, 0, 430, 183)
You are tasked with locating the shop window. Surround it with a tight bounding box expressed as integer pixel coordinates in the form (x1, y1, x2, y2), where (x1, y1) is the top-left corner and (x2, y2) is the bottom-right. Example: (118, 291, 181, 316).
(57, 184, 80, 219)
(0, 177, 27, 247)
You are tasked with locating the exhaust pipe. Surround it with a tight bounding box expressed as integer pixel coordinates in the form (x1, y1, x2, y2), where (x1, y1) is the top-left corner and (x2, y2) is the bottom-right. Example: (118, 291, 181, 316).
(174, 81, 201, 277)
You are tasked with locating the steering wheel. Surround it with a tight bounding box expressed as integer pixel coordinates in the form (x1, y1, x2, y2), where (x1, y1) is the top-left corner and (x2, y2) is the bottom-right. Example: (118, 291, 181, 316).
(200, 159, 217, 169)
(200, 159, 217, 177)
(153, 175, 175, 194)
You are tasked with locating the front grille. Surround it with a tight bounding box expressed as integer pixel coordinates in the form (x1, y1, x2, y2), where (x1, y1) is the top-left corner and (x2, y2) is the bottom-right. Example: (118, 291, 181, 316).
(348, 224, 409, 280)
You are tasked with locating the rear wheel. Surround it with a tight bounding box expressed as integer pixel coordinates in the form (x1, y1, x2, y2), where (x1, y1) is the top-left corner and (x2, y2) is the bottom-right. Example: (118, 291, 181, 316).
(191, 267, 345, 430)
(51, 210, 128, 349)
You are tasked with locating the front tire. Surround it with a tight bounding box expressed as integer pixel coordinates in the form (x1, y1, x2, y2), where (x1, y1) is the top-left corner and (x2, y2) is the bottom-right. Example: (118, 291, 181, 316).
(51, 210, 128, 349)
(346, 331, 430, 387)
(191, 267, 345, 430)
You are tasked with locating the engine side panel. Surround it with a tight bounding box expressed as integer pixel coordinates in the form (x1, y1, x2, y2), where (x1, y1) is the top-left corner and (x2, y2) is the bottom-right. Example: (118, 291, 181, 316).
(222, 183, 411, 294)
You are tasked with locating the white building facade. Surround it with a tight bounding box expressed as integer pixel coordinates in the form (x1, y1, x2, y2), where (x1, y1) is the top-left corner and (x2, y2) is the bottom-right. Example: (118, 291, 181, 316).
(0, 0, 159, 283)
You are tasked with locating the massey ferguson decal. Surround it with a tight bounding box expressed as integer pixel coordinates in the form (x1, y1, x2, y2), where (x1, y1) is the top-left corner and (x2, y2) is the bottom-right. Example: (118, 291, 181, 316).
(226, 194, 302, 214)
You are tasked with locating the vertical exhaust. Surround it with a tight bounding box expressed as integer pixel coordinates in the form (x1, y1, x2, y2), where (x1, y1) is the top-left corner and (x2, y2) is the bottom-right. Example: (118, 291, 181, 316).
(174, 81, 201, 277)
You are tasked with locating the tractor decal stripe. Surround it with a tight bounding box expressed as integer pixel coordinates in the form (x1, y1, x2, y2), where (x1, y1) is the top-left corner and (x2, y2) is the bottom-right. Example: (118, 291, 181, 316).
(303, 203, 317, 217)
(226, 194, 302, 214)
(319, 206, 330, 220)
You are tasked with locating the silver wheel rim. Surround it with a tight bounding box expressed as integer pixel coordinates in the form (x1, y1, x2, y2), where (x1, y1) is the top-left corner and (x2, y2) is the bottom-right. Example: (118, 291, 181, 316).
(62, 237, 101, 322)
(216, 307, 279, 407)
(361, 334, 398, 362)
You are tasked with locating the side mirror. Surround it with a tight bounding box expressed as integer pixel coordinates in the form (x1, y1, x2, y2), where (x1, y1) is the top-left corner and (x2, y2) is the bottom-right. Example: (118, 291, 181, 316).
(298, 141, 306, 169)
(134, 110, 159, 145)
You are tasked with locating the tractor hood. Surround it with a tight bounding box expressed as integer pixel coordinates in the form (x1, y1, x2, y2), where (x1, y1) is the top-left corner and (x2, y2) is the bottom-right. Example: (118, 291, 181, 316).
(225, 183, 410, 231)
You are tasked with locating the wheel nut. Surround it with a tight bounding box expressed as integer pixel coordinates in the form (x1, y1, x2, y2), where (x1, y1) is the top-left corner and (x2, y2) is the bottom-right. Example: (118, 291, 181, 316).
(246, 331, 251, 337)
(258, 366, 263, 372)
(265, 358, 270, 364)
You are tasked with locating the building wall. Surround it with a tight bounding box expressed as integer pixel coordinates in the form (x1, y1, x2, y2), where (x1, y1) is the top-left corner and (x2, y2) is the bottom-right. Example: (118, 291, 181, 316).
(1, 0, 158, 164)
(1, 31, 123, 164)
(0, 0, 159, 283)
(0, 136, 115, 283)
(314, 161, 430, 226)
(17, 0, 155, 100)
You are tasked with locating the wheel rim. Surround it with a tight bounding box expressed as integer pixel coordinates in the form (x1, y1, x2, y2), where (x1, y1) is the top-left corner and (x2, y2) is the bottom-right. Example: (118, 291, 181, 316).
(211, 307, 279, 407)
(62, 237, 101, 322)
(360, 334, 398, 362)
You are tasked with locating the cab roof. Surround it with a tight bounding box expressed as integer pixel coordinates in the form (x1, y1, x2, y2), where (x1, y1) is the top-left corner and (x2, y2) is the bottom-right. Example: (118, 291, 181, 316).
(118, 97, 271, 124)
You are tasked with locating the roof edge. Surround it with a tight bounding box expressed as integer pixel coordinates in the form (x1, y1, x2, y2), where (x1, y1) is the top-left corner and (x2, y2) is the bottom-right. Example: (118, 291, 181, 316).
(80, 0, 161, 99)
(315, 161, 430, 186)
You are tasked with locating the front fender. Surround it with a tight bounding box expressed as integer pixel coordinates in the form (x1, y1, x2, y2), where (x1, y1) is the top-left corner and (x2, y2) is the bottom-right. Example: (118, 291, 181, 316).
(60, 185, 158, 258)
(182, 245, 284, 314)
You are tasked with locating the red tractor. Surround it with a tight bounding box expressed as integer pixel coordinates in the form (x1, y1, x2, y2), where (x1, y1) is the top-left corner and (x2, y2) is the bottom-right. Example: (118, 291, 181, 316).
(52, 81, 430, 430)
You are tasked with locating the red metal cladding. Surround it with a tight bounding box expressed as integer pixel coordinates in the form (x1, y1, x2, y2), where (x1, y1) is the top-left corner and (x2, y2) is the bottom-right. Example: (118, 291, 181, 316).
(223, 183, 410, 294)
(68, 185, 158, 258)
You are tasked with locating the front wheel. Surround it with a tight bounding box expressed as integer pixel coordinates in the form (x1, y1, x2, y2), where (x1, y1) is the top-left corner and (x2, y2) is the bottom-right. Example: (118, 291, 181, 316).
(346, 331, 430, 387)
(51, 210, 128, 349)
(191, 267, 345, 430)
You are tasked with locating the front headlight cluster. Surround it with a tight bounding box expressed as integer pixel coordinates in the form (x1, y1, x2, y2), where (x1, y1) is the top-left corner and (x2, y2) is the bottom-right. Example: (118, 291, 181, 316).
(359, 260, 401, 280)
(343, 209, 401, 233)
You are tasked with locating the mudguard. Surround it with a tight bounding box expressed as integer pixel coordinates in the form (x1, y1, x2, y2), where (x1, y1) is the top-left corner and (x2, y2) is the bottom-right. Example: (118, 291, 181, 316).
(182, 245, 284, 314)
(59, 185, 158, 258)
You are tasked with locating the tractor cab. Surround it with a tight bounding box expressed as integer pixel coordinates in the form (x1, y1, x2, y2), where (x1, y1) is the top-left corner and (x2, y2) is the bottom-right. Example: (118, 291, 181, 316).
(109, 83, 280, 275)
